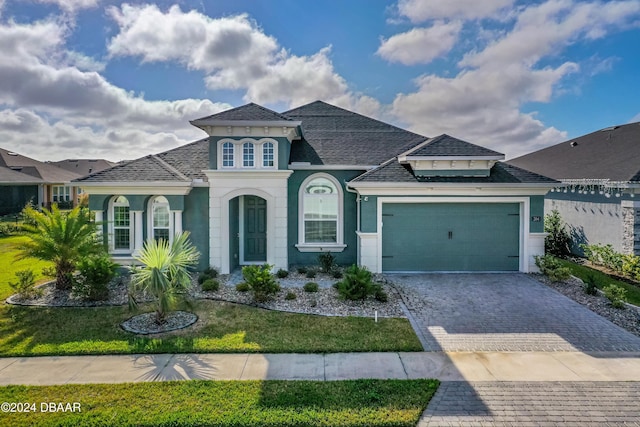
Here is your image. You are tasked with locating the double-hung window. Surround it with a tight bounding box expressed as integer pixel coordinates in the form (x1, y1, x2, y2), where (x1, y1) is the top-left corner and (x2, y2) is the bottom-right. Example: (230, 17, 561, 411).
(151, 196, 170, 242)
(112, 196, 130, 250)
(222, 142, 234, 167)
(243, 142, 255, 167)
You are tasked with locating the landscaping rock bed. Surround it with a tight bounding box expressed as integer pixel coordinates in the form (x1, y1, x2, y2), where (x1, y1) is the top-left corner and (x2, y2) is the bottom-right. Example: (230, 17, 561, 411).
(536, 274, 640, 338)
(121, 311, 198, 335)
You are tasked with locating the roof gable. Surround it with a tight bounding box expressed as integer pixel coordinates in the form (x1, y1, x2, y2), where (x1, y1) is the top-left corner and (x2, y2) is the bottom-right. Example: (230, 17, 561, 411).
(0, 148, 80, 182)
(191, 103, 294, 123)
(52, 159, 116, 177)
(0, 166, 43, 183)
(509, 122, 640, 181)
(403, 134, 504, 158)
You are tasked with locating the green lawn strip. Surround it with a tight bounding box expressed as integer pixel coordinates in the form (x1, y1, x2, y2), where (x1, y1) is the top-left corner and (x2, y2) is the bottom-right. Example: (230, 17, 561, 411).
(557, 259, 640, 306)
(0, 379, 439, 427)
(0, 300, 422, 356)
(0, 236, 53, 300)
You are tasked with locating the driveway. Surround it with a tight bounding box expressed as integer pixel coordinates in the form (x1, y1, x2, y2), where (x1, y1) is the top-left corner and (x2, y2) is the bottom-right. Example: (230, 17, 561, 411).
(387, 273, 640, 352)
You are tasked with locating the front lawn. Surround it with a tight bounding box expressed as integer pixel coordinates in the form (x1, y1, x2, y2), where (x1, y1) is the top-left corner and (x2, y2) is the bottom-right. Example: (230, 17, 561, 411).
(0, 236, 53, 300)
(557, 259, 640, 306)
(0, 299, 422, 356)
(0, 379, 439, 427)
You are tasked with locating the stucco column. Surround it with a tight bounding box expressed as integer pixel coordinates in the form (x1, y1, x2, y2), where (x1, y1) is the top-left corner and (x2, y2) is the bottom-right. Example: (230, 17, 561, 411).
(93, 210, 103, 236)
(132, 210, 143, 256)
(172, 210, 183, 235)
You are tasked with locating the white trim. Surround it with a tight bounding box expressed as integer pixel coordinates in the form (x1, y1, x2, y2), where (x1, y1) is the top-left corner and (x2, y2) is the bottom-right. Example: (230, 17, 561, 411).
(191, 119, 301, 128)
(399, 155, 504, 162)
(204, 170, 293, 179)
(297, 172, 344, 250)
(288, 164, 375, 170)
(79, 184, 192, 195)
(352, 185, 552, 196)
(374, 196, 531, 273)
(147, 196, 172, 245)
(108, 196, 133, 254)
(295, 244, 347, 252)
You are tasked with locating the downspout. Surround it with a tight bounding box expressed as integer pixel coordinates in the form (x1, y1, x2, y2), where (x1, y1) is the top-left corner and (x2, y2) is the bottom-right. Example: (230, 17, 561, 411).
(345, 183, 361, 264)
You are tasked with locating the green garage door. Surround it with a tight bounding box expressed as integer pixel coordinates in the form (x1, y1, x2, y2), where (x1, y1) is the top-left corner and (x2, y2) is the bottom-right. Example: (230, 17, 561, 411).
(381, 203, 520, 271)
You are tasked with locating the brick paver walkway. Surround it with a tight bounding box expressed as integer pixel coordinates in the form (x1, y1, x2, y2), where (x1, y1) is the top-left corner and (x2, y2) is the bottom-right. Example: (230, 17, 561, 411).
(388, 273, 640, 352)
(419, 381, 640, 426)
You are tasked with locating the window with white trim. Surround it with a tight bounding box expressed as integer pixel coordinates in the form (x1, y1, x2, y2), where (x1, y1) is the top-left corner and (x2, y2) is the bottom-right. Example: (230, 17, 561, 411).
(52, 185, 71, 202)
(262, 142, 274, 167)
(301, 175, 341, 244)
(151, 196, 170, 242)
(243, 142, 255, 167)
(112, 196, 131, 250)
(222, 142, 234, 167)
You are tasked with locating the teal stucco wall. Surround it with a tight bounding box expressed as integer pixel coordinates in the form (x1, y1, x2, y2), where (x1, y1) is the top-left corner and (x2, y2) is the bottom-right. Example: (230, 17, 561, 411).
(287, 169, 365, 267)
(183, 187, 209, 271)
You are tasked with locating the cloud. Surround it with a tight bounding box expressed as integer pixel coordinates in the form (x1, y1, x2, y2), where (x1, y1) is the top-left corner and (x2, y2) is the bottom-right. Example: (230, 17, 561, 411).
(106, 4, 378, 113)
(0, 18, 230, 161)
(391, 0, 640, 158)
(398, 0, 514, 21)
(377, 21, 462, 65)
(34, 0, 100, 13)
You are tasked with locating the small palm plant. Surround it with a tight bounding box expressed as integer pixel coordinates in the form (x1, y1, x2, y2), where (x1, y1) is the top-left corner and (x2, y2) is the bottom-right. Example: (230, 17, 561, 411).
(128, 232, 200, 324)
(17, 204, 103, 290)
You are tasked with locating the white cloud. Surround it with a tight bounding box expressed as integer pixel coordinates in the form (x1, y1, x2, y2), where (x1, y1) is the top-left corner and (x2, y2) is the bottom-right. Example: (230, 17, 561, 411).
(377, 21, 462, 65)
(34, 0, 100, 13)
(106, 4, 378, 114)
(631, 113, 640, 123)
(398, 0, 514, 21)
(0, 18, 230, 161)
(391, 0, 640, 157)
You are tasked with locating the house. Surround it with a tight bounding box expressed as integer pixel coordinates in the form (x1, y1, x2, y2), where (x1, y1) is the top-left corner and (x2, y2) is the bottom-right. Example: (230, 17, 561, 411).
(509, 121, 640, 256)
(0, 148, 81, 214)
(75, 101, 555, 273)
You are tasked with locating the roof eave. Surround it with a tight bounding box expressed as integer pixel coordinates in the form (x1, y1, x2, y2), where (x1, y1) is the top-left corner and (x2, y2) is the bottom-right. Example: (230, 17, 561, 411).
(190, 119, 302, 128)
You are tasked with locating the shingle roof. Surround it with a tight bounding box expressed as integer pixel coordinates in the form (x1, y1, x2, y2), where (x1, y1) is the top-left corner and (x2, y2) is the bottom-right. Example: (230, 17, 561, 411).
(508, 122, 640, 181)
(351, 158, 557, 184)
(0, 166, 43, 184)
(283, 101, 427, 165)
(51, 159, 116, 178)
(404, 134, 504, 157)
(192, 103, 294, 122)
(0, 148, 80, 182)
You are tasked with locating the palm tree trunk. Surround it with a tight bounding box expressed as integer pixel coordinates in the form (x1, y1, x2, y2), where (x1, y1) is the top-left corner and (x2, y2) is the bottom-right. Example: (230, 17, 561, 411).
(55, 262, 74, 291)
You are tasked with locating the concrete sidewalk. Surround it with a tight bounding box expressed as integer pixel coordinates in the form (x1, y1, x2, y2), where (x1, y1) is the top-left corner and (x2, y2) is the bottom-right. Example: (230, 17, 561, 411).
(2, 351, 640, 385)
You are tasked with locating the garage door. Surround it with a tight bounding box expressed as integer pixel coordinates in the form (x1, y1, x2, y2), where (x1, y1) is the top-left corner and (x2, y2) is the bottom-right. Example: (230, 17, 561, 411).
(381, 203, 520, 271)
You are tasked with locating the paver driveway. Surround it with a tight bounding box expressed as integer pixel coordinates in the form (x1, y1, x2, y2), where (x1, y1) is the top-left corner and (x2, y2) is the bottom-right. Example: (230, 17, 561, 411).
(387, 273, 640, 352)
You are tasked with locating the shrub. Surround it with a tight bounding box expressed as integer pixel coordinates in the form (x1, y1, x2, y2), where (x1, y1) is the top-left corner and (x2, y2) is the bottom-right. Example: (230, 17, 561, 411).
(535, 255, 571, 282)
(603, 284, 627, 308)
(305, 268, 317, 279)
(622, 254, 640, 281)
(318, 252, 335, 273)
(335, 264, 375, 301)
(242, 264, 280, 302)
(202, 278, 220, 292)
(581, 243, 623, 272)
(73, 254, 119, 301)
(0, 222, 19, 237)
(285, 291, 296, 300)
(197, 273, 210, 285)
(544, 209, 571, 258)
(41, 266, 56, 278)
(9, 269, 42, 299)
(204, 266, 219, 278)
(297, 266, 308, 274)
(583, 274, 599, 296)
(373, 285, 388, 303)
(331, 268, 343, 279)
(276, 269, 289, 279)
(303, 282, 319, 292)
(236, 282, 250, 292)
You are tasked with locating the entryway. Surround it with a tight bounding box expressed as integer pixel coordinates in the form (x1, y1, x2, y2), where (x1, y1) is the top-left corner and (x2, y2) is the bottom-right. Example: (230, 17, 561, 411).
(230, 195, 267, 268)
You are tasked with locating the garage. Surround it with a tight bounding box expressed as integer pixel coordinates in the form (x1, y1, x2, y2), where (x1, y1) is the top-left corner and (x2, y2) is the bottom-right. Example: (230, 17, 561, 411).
(381, 202, 521, 272)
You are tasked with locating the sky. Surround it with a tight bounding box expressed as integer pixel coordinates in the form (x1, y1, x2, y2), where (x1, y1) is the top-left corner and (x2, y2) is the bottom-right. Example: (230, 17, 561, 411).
(0, 0, 639, 163)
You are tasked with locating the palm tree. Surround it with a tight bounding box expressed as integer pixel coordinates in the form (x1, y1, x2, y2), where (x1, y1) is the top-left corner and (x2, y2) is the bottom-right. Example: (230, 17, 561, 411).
(128, 232, 200, 324)
(17, 204, 103, 290)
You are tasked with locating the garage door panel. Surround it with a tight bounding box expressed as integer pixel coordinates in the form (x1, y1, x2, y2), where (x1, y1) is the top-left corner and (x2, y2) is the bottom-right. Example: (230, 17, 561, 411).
(381, 203, 520, 271)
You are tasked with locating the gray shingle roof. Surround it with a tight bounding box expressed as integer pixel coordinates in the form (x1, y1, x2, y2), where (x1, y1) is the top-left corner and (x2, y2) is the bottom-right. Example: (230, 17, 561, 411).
(192, 103, 294, 122)
(508, 122, 640, 181)
(52, 159, 116, 178)
(0, 148, 80, 182)
(405, 134, 504, 157)
(351, 158, 557, 184)
(284, 101, 427, 165)
(0, 166, 43, 184)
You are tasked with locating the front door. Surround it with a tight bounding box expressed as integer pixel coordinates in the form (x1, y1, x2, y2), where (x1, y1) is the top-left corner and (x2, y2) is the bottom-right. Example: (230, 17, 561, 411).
(243, 195, 267, 262)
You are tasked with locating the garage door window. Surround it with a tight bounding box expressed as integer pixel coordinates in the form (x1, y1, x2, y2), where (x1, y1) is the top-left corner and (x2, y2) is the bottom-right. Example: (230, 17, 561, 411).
(297, 174, 345, 251)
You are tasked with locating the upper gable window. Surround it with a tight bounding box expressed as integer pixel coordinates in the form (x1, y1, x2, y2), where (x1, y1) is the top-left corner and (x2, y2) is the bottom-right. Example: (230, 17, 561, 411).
(222, 142, 234, 167)
(218, 138, 278, 170)
(243, 142, 255, 167)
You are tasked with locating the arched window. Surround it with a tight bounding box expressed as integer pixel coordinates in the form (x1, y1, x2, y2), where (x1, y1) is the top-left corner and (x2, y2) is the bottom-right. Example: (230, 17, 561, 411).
(222, 142, 234, 167)
(262, 142, 274, 167)
(150, 196, 170, 242)
(111, 196, 131, 251)
(243, 142, 254, 167)
(299, 174, 343, 245)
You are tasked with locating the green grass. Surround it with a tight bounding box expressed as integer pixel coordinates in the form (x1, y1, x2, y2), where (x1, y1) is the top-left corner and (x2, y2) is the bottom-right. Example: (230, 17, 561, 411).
(0, 299, 422, 356)
(0, 236, 53, 300)
(0, 379, 439, 427)
(557, 258, 640, 306)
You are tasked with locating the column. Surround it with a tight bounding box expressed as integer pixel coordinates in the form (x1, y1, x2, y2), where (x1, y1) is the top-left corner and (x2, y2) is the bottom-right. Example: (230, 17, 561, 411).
(93, 210, 103, 236)
(132, 210, 143, 256)
(173, 210, 183, 235)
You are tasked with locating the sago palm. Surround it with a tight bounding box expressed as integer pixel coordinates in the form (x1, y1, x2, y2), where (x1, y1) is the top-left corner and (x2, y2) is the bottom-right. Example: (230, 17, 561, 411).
(129, 232, 200, 324)
(17, 204, 103, 290)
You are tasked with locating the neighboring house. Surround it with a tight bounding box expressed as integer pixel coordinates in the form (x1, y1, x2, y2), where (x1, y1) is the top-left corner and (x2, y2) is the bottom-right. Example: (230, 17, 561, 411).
(0, 148, 81, 214)
(51, 159, 117, 204)
(76, 101, 555, 273)
(509, 121, 640, 256)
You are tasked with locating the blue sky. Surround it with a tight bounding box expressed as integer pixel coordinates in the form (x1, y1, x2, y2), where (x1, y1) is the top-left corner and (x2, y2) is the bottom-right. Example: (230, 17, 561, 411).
(1, 0, 639, 162)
